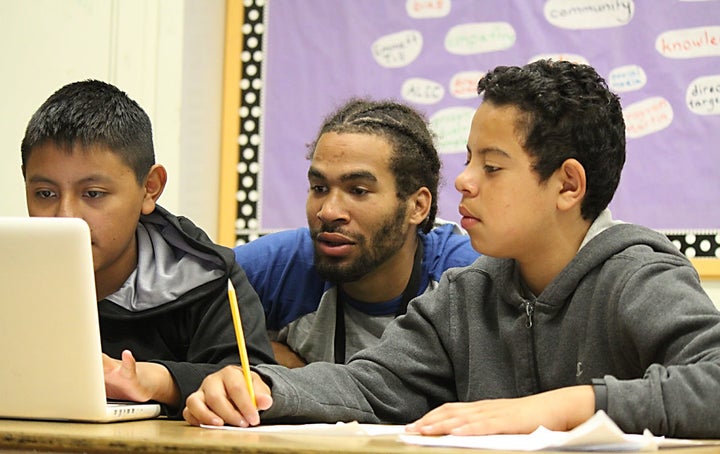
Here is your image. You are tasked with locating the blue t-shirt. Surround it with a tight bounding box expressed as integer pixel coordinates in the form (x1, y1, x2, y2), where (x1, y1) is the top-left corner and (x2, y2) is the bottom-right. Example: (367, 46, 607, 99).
(234, 223, 479, 362)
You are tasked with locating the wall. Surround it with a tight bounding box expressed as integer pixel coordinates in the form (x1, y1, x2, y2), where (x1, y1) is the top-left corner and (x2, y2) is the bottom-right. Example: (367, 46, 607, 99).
(1, 0, 719, 309)
(0, 0, 224, 239)
(704, 280, 720, 308)
(253, 0, 720, 234)
(235, 0, 720, 308)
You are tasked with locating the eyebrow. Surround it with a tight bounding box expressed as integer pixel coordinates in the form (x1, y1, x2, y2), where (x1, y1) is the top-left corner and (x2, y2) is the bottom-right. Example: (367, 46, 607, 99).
(26, 174, 114, 185)
(307, 167, 378, 183)
(466, 144, 511, 159)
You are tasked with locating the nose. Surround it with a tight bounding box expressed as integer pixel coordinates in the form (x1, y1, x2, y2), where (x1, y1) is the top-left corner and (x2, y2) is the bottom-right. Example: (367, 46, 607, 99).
(454, 166, 476, 196)
(54, 196, 79, 218)
(315, 190, 349, 224)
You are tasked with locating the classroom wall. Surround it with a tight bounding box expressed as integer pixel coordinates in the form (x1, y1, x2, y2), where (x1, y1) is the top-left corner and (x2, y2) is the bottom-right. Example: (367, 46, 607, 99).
(0, 0, 224, 240)
(254, 1, 720, 234)
(1, 0, 719, 310)
(704, 281, 720, 308)
(237, 0, 720, 308)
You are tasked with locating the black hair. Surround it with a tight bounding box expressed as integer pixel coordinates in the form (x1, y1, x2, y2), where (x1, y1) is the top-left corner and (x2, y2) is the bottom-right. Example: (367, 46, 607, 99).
(477, 59, 626, 221)
(21, 79, 155, 184)
(307, 98, 440, 233)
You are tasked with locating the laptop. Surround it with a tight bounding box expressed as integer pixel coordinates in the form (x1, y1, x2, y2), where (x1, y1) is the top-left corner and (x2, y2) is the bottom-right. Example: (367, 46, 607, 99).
(0, 216, 161, 422)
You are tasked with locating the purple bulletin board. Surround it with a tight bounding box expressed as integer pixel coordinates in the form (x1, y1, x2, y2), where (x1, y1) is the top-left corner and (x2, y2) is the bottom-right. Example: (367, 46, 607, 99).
(234, 0, 720, 257)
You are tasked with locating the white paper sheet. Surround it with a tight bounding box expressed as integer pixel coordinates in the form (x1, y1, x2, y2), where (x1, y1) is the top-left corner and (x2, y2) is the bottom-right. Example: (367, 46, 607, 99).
(202, 411, 706, 451)
(399, 411, 703, 451)
(201, 420, 406, 437)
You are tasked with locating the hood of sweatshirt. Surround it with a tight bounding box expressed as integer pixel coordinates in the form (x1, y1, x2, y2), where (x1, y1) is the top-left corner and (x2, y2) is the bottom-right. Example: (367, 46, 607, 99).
(484, 216, 690, 313)
(102, 205, 226, 316)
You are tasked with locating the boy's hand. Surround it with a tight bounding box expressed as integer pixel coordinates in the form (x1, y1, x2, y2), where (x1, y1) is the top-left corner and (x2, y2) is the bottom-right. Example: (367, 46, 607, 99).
(102, 350, 179, 407)
(406, 385, 595, 435)
(183, 365, 272, 427)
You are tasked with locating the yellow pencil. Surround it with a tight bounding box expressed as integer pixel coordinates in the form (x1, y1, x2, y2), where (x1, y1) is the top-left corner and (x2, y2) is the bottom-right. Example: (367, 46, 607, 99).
(227, 279, 257, 407)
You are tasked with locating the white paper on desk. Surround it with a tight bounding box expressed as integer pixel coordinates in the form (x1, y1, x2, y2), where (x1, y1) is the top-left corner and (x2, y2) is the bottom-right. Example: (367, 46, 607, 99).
(400, 410, 701, 451)
(201, 421, 406, 437)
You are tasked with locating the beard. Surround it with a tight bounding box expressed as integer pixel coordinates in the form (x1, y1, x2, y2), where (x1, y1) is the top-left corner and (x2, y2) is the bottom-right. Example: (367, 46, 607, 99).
(312, 204, 408, 283)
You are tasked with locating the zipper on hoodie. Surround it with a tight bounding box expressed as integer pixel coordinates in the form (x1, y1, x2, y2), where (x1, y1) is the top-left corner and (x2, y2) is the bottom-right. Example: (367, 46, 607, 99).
(519, 297, 540, 393)
(524, 300, 535, 328)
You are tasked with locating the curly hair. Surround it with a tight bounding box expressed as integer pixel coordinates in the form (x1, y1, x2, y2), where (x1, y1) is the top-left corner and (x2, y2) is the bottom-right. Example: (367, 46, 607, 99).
(307, 98, 441, 233)
(477, 59, 626, 221)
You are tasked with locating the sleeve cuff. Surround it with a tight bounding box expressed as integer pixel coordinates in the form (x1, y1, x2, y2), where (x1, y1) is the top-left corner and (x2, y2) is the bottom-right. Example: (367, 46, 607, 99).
(592, 378, 608, 412)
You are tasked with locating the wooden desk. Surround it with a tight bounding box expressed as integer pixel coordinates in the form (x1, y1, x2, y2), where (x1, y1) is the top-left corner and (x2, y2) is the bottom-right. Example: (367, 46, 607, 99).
(0, 418, 718, 454)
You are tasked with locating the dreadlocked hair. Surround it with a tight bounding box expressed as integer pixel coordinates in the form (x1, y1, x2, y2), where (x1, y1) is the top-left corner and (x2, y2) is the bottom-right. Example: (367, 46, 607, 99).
(307, 98, 440, 233)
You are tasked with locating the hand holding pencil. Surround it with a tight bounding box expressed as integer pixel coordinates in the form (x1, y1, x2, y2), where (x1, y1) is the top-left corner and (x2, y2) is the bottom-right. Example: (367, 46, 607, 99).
(182, 281, 273, 426)
(183, 364, 272, 427)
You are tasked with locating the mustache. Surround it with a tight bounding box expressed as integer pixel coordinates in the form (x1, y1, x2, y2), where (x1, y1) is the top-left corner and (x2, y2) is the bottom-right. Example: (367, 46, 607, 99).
(311, 224, 349, 237)
(312, 224, 348, 235)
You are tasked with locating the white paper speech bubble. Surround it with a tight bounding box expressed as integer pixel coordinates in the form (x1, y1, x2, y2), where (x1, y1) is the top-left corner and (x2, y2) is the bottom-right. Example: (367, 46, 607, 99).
(449, 71, 485, 99)
(444, 22, 516, 55)
(608, 64, 647, 93)
(406, 0, 451, 18)
(623, 97, 674, 139)
(402, 78, 445, 104)
(371, 30, 423, 68)
(686, 75, 720, 115)
(544, 0, 635, 29)
(656, 26, 720, 59)
(430, 107, 476, 153)
(528, 53, 589, 65)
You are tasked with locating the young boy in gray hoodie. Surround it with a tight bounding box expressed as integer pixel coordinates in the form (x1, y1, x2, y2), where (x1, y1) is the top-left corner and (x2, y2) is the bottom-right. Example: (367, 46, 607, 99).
(183, 60, 720, 438)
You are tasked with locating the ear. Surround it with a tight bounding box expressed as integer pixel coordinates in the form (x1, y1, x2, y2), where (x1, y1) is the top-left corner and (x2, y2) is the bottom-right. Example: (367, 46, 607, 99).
(556, 158, 586, 213)
(141, 164, 167, 215)
(407, 186, 432, 227)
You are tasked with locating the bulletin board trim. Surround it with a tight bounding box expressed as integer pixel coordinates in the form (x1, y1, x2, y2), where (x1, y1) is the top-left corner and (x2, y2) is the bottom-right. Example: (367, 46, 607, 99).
(692, 259, 720, 280)
(222, 0, 720, 279)
(217, 0, 243, 247)
(664, 232, 720, 279)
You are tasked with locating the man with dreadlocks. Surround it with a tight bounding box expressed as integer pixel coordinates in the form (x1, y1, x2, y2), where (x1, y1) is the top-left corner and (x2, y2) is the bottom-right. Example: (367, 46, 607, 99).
(233, 98, 479, 368)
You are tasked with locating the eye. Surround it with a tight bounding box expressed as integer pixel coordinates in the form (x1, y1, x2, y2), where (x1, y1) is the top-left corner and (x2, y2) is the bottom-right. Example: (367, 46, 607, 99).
(309, 184, 328, 194)
(350, 187, 369, 196)
(35, 189, 56, 199)
(84, 190, 106, 199)
(484, 165, 501, 174)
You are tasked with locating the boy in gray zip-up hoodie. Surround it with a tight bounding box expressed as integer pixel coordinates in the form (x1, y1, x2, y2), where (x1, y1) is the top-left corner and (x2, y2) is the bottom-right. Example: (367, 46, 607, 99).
(184, 59, 720, 438)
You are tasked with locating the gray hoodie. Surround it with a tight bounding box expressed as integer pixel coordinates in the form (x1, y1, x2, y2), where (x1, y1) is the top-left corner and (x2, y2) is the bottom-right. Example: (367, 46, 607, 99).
(257, 222, 720, 438)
